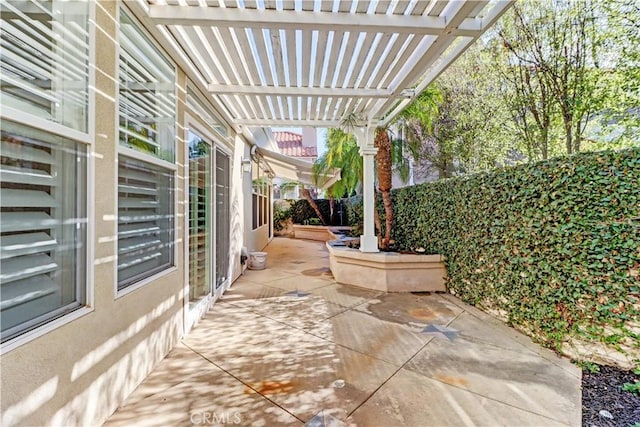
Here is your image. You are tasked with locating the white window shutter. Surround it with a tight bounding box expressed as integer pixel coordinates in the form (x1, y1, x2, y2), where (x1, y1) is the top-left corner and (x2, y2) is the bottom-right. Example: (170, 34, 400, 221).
(1, 125, 86, 341)
(117, 157, 174, 288)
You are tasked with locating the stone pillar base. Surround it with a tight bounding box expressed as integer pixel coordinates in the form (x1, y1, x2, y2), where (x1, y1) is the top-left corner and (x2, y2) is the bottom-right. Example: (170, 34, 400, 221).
(359, 234, 379, 253)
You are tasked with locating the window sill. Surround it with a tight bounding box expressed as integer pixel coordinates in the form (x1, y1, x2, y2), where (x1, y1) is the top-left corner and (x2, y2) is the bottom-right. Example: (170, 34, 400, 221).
(115, 266, 179, 300)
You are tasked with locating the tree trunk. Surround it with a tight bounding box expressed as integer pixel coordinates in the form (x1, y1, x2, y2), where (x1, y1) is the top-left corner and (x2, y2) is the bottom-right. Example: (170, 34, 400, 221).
(374, 128, 393, 250)
(541, 128, 549, 160)
(565, 120, 573, 155)
(301, 187, 327, 225)
(574, 121, 582, 153)
(329, 196, 335, 224)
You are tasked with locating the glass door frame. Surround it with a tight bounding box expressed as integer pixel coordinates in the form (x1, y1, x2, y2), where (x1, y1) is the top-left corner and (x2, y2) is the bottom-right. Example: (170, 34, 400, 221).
(213, 146, 232, 300)
(183, 118, 216, 333)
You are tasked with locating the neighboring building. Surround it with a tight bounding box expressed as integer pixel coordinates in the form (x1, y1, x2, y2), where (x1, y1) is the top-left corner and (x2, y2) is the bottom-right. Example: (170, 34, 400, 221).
(273, 129, 318, 162)
(273, 129, 319, 199)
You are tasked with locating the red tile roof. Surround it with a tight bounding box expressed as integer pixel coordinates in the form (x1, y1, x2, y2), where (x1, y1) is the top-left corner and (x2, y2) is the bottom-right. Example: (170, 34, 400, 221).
(273, 131, 302, 143)
(273, 131, 317, 158)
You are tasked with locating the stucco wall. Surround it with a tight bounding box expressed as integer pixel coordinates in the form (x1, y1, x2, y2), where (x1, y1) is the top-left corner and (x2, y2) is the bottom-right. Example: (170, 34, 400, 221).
(249, 226, 271, 252)
(0, 2, 246, 425)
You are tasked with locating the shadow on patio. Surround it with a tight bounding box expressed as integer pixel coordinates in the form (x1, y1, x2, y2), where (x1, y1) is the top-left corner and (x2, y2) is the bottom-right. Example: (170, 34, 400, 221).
(105, 237, 581, 427)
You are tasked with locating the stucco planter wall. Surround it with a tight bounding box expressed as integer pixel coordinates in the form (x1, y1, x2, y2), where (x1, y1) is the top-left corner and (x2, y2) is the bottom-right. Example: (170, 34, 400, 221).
(293, 225, 352, 242)
(326, 243, 447, 292)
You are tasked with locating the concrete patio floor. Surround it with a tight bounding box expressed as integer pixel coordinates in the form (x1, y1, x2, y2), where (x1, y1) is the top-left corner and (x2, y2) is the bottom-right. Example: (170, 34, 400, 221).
(105, 237, 581, 427)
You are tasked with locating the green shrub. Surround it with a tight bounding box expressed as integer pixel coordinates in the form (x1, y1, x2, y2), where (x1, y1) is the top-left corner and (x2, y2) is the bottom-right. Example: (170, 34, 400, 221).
(391, 148, 640, 359)
(273, 200, 292, 232)
(344, 195, 363, 229)
(289, 198, 349, 226)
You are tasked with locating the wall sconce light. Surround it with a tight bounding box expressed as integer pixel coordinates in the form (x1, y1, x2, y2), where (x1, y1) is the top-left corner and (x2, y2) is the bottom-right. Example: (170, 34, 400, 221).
(241, 157, 252, 173)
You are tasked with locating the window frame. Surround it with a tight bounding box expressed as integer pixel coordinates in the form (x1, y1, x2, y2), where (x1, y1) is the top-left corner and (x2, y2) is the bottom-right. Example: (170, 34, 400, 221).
(0, 1, 93, 133)
(115, 153, 177, 295)
(0, 0, 96, 354)
(114, 5, 179, 298)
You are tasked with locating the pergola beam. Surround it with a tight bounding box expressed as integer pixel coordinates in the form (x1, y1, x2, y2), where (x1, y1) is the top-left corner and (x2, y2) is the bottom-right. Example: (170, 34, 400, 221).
(235, 118, 342, 127)
(208, 84, 393, 98)
(148, 5, 483, 37)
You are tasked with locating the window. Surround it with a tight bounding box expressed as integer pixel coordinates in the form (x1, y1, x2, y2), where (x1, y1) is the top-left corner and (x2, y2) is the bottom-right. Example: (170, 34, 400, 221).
(0, 0, 89, 344)
(0, 121, 87, 343)
(252, 177, 269, 230)
(251, 158, 271, 231)
(0, 0, 90, 132)
(117, 8, 176, 290)
(117, 157, 174, 289)
(119, 9, 175, 162)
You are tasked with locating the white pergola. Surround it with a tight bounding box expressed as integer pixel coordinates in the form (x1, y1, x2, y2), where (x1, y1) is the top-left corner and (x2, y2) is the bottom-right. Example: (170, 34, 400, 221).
(131, 0, 513, 252)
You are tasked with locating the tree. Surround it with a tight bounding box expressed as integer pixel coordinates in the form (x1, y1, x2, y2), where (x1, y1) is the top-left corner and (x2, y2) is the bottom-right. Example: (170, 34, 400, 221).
(395, 83, 506, 178)
(313, 128, 362, 224)
(593, 0, 640, 148)
(497, 1, 605, 155)
(278, 180, 327, 225)
(437, 45, 515, 171)
(394, 86, 441, 177)
(374, 127, 393, 249)
(312, 128, 362, 199)
(299, 187, 327, 225)
(491, 40, 557, 160)
(399, 92, 456, 178)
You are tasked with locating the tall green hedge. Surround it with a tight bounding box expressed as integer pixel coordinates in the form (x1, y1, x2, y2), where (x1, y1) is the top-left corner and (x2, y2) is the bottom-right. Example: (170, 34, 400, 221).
(391, 148, 639, 362)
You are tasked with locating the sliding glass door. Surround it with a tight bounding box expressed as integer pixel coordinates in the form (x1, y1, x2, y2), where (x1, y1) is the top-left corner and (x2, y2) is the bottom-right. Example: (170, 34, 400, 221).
(186, 128, 231, 318)
(188, 132, 211, 303)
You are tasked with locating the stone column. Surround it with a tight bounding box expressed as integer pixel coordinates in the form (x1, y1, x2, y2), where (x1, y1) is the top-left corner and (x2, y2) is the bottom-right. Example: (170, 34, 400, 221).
(353, 125, 379, 253)
(360, 145, 379, 252)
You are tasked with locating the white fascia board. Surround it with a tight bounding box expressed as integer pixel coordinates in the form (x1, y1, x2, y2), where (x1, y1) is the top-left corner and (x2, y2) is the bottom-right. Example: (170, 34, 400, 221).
(147, 5, 482, 37)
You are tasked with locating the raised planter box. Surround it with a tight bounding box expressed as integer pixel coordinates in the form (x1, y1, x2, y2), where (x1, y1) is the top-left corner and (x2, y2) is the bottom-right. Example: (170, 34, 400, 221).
(326, 242, 446, 293)
(293, 225, 351, 242)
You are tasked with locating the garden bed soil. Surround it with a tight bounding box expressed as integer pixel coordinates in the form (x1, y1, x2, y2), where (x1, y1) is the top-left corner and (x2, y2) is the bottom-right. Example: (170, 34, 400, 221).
(582, 364, 639, 427)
